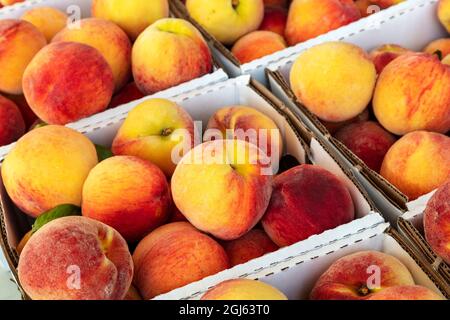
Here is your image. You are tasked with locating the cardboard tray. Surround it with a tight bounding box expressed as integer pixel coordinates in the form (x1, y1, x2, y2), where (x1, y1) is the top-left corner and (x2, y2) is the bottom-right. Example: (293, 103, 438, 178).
(0, 75, 383, 299)
(156, 220, 449, 300)
(266, 0, 447, 225)
(0, 0, 229, 160)
(170, 0, 407, 84)
(397, 192, 450, 284)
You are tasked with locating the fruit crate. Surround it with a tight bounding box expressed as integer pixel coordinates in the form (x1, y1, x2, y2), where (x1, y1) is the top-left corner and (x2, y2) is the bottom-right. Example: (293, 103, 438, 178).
(0, 0, 229, 160)
(0, 75, 385, 299)
(397, 191, 450, 284)
(266, 0, 447, 225)
(156, 217, 449, 300)
(170, 0, 407, 84)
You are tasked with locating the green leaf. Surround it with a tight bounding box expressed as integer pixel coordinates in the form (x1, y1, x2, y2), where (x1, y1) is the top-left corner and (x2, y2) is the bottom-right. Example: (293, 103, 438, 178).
(95, 144, 114, 162)
(32, 204, 81, 233)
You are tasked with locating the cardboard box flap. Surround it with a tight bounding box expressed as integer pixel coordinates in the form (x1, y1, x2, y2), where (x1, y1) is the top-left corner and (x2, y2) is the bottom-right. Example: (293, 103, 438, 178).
(155, 214, 386, 300)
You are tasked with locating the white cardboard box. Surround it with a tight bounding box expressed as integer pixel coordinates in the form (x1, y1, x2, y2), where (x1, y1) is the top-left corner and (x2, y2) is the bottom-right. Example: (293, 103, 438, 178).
(266, 0, 447, 225)
(170, 0, 408, 85)
(0, 75, 384, 299)
(0, 0, 229, 160)
(156, 220, 448, 300)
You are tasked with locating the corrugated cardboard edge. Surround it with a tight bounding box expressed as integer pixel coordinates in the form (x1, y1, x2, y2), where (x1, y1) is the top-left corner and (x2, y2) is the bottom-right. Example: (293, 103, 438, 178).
(266, 68, 409, 214)
(398, 218, 450, 284)
(388, 227, 450, 298)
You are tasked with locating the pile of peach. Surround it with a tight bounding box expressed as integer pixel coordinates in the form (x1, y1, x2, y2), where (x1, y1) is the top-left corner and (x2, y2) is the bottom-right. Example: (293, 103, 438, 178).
(181, 0, 403, 64)
(289, 2, 450, 202)
(0, 0, 213, 147)
(200, 251, 443, 300)
(2, 97, 360, 300)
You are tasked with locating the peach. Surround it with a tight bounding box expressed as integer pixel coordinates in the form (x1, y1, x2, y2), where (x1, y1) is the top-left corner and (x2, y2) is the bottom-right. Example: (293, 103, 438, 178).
(285, 0, 360, 46)
(380, 131, 450, 200)
(0, 20, 46, 95)
(172, 140, 273, 240)
(231, 31, 287, 63)
(4, 94, 38, 129)
(186, 0, 264, 45)
(201, 279, 287, 300)
(22, 42, 114, 125)
(438, 0, 450, 33)
(18, 216, 133, 300)
(205, 105, 283, 159)
(109, 82, 144, 109)
(0, 94, 25, 146)
(423, 38, 450, 59)
(133, 222, 230, 299)
(369, 44, 411, 73)
(223, 229, 278, 266)
(259, 6, 288, 36)
(124, 285, 142, 300)
(310, 251, 415, 300)
(21, 7, 68, 42)
(132, 18, 213, 95)
(91, 0, 169, 40)
(370, 0, 405, 9)
(424, 180, 450, 265)
(112, 98, 195, 177)
(290, 42, 376, 123)
(368, 285, 443, 300)
(82, 156, 171, 243)
(373, 53, 450, 135)
(356, 0, 404, 17)
(53, 18, 132, 91)
(443, 54, 450, 65)
(321, 108, 370, 135)
(334, 121, 396, 173)
(262, 164, 354, 247)
(0, 0, 23, 6)
(263, 0, 288, 7)
(1, 125, 98, 217)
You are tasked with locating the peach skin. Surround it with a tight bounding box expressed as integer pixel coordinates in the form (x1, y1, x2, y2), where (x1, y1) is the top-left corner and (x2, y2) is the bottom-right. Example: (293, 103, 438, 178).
(438, 0, 450, 33)
(53, 18, 132, 91)
(109, 82, 144, 109)
(334, 121, 396, 173)
(262, 164, 355, 247)
(5, 94, 38, 129)
(112, 98, 195, 177)
(223, 229, 278, 266)
(91, 0, 169, 40)
(373, 53, 450, 135)
(285, 0, 360, 46)
(290, 42, 376, 123)
(368, 285, 443, 300)
(205, 105, 283, 159)
(0, 19, 46, 95)
(133, 222, 230, 299)
(201, 279, 287, 300)
(423, 38, 450, 58)
(310, 251, 415, 300)
(171, 140, 273, 240)
(22, 42, 114, 125)
(132, 18, 213, 95)
(231, 31, 287, 63)
(0, 94, 25, 146)
(380, 131, 450, 200)
(186, 0, 264, 45)
(424, 180, 450, 265)
(21, 7, 68, 42)
(369, 44, 411, 73)
(18, 216, 133, 300)
(82, 156, 171, 243)
(1, 125, 98, 217)
(259, 6, 288, 36)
